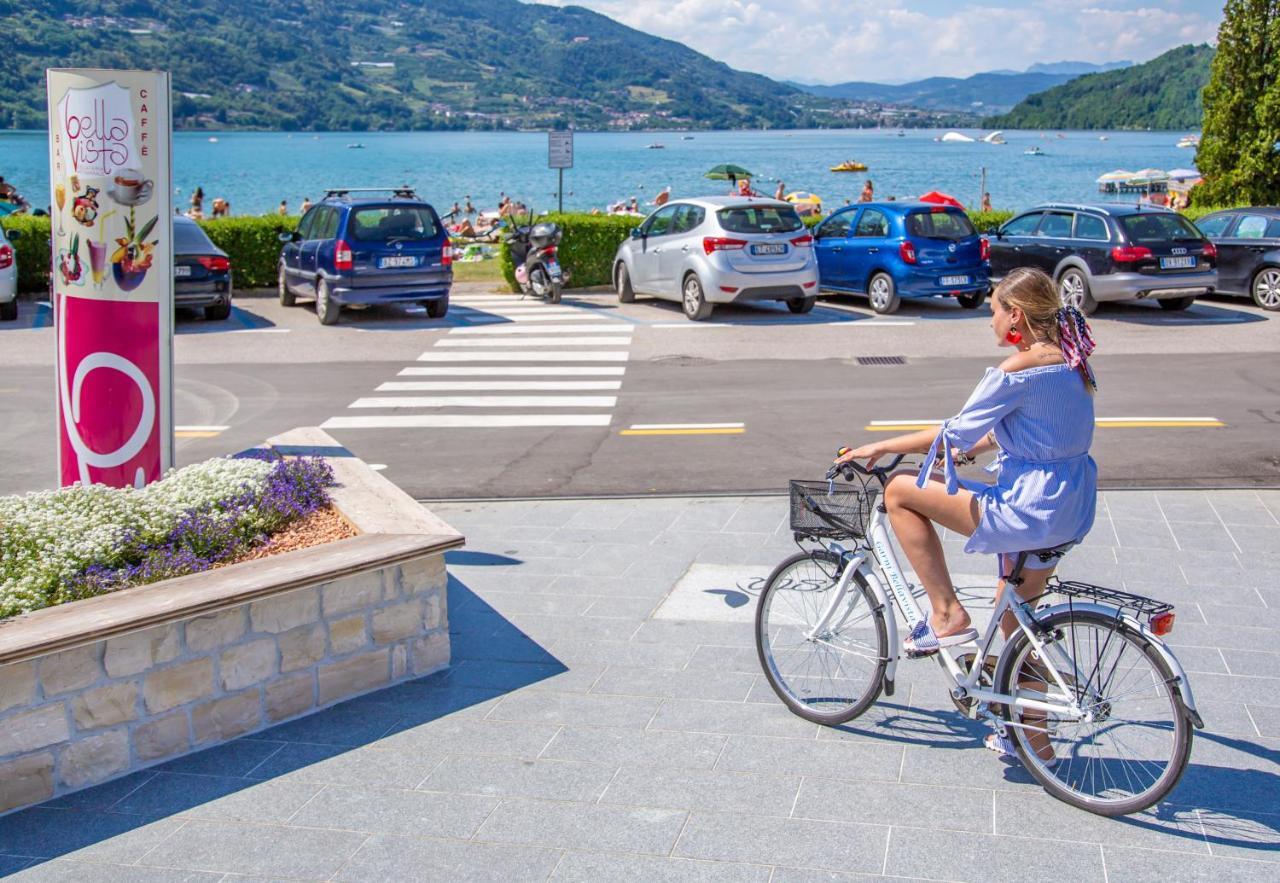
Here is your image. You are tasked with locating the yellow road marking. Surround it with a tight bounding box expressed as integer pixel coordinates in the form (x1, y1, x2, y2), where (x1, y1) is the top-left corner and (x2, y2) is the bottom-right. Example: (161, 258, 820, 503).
(175, 430, 223, 438)
(1095, 420, 1225, 428)
(621, 428, 746, 436)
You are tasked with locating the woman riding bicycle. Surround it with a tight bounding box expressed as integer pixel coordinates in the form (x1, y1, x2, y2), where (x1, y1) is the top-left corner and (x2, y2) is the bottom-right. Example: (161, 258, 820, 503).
(837, 267, 1098, 754)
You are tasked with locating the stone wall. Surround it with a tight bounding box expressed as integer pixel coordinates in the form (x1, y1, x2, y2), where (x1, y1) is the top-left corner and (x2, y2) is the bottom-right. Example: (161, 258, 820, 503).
(0, 554, 449, 814)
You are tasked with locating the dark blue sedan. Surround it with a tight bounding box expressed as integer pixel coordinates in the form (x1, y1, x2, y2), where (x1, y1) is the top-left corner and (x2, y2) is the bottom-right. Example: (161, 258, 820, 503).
(813, 202, 990, 314)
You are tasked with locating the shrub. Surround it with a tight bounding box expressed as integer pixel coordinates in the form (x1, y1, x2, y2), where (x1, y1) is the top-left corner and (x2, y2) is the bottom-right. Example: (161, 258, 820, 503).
(966, 209, 1016, 232)
(197, 215, 299, 289)
(1, 214, 52, 294)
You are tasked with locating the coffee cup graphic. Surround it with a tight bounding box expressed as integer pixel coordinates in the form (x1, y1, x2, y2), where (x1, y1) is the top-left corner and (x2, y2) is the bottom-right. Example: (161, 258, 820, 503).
(108, 170, 154, 206)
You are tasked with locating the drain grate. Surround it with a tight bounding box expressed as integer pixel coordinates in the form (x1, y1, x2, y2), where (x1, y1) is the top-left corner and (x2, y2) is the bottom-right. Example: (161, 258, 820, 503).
(856, 356, 907, 366)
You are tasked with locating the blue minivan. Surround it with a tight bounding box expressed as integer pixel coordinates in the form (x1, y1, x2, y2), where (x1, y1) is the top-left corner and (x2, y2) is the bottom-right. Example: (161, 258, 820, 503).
(813, 202, 990, 314)
(278, 187, 452, 325)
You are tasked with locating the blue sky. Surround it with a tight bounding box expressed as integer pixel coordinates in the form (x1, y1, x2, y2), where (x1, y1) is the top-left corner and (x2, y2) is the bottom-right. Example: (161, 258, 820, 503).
(541, 1, 1223, 83)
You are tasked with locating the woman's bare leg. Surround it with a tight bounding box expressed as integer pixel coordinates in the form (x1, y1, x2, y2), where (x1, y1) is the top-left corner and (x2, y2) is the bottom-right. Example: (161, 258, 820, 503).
(997, 561, 1057, 761)
(883, 473, 982, 638)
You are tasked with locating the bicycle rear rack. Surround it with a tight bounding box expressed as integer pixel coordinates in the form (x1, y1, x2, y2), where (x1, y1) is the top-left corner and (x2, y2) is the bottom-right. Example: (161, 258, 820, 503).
(1044, 580, 1173, 618)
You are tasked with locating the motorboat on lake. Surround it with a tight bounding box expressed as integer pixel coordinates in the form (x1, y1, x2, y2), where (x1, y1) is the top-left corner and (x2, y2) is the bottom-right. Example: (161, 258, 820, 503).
(829, 160, 869, 172)
(1024, 146, 1045, 156)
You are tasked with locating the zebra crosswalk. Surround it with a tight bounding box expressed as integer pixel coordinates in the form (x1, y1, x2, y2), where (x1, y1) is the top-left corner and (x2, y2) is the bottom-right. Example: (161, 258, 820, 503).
(320, 295, 633, 431)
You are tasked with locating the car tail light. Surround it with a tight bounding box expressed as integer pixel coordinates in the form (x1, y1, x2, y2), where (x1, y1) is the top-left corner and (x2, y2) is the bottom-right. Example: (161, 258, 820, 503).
(719, 285, 738, 293)
(1201, 241, 1217, 261)
(334, 239, 353, 271)
(1150, 611, 1175, 636)
(899, 240, 917, 264)
(979, 237, 990, 261)
(197, 255, 230, 272)
(703, 236, 747, 255)
(441, 244, 453, 267)
(790, 234, 813, 247)
(803, 280, 816, 289)
(1110, 245, 1152, 264)
(0, 244, 11, 270)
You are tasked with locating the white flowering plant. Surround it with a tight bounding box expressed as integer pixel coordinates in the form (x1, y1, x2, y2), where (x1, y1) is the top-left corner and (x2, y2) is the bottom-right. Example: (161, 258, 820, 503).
(0, 454, 334, 619)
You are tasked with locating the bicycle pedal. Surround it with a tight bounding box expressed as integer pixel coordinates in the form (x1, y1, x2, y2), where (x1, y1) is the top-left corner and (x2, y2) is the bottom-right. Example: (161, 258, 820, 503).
(904, 648, 939, 660)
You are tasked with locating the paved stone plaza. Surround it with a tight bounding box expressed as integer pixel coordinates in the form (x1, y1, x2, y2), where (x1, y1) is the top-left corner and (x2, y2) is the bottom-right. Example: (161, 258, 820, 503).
(0, 489, 1277, 880)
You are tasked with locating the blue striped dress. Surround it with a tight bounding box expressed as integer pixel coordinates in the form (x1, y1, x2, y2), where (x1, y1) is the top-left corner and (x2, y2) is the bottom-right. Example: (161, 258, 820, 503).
(918, 363, 1097, 556)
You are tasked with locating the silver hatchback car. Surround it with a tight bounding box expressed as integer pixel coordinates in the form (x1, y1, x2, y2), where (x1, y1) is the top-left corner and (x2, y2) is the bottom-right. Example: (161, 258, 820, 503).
(613, 197, 820, 320)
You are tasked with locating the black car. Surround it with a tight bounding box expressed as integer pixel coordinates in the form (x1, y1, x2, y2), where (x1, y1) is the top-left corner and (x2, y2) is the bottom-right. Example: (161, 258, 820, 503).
(988, 203, 1218, 314)
(1193, 207, 1280, 311)
(174, 216, 232, 320)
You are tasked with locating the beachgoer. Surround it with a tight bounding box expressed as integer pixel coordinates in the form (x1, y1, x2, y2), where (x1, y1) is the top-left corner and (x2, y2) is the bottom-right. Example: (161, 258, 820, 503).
(628, 197, 639, 213)
(277, 199, 288, 216)
(775, 181, 786, 201)
(0, 176, 16, 200)
(859, 180, 874, 202)
(981, 192, 992, 212)
(191, 186, 205, 214)
(591, 207, 602, 215)
(464, 196, 476, 215)
(450, 201, 461, 218)
(300, 197, 312, 214)
(211, 197, 229, 218)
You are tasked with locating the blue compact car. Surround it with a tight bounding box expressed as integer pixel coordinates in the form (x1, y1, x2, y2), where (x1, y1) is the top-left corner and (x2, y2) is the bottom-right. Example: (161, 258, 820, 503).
(278, 187, 452, 325)
(813, 202, 990, 314)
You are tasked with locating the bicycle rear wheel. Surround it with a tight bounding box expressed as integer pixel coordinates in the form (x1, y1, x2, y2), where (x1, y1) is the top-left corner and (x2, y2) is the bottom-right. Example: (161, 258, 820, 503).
(996, 609, 1193, 816)
(755, 550, 887, 725)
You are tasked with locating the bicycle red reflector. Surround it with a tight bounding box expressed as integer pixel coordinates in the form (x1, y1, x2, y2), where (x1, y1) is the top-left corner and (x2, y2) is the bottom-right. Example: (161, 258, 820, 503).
(1150, 611, 1175, 636)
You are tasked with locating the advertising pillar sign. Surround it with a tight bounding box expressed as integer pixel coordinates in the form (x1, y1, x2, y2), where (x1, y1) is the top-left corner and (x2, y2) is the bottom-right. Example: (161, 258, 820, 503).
(46, 69, 173, 488)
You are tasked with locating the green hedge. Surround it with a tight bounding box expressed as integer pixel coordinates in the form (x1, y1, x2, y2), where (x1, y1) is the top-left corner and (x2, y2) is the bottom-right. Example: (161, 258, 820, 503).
(498, 213, 637, 291)
(0, 214, 52, 294)
(197, 216, 298, 289)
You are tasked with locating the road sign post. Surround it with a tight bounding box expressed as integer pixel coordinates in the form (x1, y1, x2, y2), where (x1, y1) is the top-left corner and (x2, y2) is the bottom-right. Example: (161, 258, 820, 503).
(47, 68, 174, 488)
(548, 130, 573, 214)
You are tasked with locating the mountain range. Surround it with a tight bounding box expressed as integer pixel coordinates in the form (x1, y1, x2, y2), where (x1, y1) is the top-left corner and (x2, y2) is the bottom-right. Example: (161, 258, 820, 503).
(789, 61, 1132, 114)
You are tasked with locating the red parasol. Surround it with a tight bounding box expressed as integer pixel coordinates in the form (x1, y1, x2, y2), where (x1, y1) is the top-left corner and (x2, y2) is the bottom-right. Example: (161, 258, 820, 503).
(918, 190, 964, 208)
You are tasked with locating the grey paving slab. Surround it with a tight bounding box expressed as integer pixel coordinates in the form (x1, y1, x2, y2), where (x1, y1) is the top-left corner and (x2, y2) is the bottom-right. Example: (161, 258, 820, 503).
(648, 697, 824, 739)
(506, 612, 645, 643)
(256, 706, 400, 747)
(287, 785, 497, 837)
(441, 659, 575, 692)
(8, 860, 222, 881)
(0, 857, 32, 876)
(333, 834, 562, 882)
(582, 595, 660, 618)
(475, 799, 687, 855)
(899, 744, 1045, 794)
(155, 738, 286, 778)
(886, 826, 1106, 882)
(374, 718, 561, 757)
(542, 636, 697, 669)
(600, 765, 801, 816)
(716, 734, 904, 782)
(0, 809, 185, 864)
(486, 689, 662, 729)
(110, 772, 323, 824)
(1196, 807, 1280, 862)
(1222, 649, 1280, 679)
(551, 851, 773, 881)
(542, 725, 727, 769)
(41, 771, 157, 811)
(547, 575, 676, 598)
(674, 811, 889, 873)
(1102, 844, 1278, 883)
(794, 778, 995, 834)
(1246, 703, 1280, 737)
(632, 619, 756, 647)
(686, 644, 763, 673)
(135, 819, 367, 878)
(473, 590, 595, 616)
(421, 756, 616, 802)
(589, 665, 756, 701)
(244, 742, 445, 788)
(994, 791, 1208, 853)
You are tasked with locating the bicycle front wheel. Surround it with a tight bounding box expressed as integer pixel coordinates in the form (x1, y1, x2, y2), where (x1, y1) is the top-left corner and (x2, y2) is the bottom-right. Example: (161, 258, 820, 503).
(997, 609, 1193, 816)
(755, 550, 888, 725)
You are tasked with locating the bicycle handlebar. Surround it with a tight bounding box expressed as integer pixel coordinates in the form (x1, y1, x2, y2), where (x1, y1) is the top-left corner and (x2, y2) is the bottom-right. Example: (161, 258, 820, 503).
(824, 452, 906, 483)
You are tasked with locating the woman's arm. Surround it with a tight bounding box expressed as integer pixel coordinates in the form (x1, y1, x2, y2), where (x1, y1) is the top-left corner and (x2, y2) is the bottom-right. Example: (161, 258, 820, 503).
(835, 427, 937, 470)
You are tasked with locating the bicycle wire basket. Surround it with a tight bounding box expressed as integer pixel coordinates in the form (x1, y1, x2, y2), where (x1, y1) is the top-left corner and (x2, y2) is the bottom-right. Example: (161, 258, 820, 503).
(789, 477, 879, 539)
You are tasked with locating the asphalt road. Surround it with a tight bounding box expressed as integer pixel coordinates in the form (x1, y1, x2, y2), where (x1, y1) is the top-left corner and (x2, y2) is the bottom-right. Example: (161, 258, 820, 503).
(3, 283, 1278, 498)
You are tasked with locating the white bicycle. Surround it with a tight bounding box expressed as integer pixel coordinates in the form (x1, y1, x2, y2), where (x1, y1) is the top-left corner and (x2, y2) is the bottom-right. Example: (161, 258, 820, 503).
(754, 455, 1203, 816)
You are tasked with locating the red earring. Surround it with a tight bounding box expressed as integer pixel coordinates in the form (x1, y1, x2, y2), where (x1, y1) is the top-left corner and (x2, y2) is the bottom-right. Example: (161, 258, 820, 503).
(1005, 328, 1023, 345)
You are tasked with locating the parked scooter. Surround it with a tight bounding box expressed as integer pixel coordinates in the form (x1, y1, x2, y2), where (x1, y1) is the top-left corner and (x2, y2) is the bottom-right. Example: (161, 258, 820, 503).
(505, 219, 569, 303)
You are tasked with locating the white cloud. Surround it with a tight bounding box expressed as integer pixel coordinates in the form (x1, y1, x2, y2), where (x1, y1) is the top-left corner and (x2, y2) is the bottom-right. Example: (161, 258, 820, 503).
(537, 0, 1221, 83)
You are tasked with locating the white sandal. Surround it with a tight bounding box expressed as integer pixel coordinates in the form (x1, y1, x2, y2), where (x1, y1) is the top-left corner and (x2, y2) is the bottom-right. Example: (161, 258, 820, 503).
(985, 731, 1059, 769)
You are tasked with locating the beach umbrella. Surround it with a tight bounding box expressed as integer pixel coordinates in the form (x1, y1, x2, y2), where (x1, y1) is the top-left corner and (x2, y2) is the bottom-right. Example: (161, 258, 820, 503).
(1133, 168, 1169, 181)
(1095, 170, 1133, 184)
(704, 163, 754, 181)
(919, 190, 964, 208)
(1166, 168, 1200, 181)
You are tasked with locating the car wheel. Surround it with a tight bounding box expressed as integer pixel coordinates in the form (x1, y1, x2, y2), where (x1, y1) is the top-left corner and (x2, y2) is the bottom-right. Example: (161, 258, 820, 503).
(426, 295, 449, 319)
(204, 302, 231, 321)
(616, 263, 635, 303)
(867, 273, 900, 314)
(0, 299, 17, 322)
(315, 279, 340, 325)
(1057, 268, 1098, 315)
(278, 264, 296, 307)
(786, 296, 816, 314)
(682, 273, 713, 321)
(956, 291, 985, 309)
(1251, 267, 1280, 311)
(1158, 295, 1196, 311)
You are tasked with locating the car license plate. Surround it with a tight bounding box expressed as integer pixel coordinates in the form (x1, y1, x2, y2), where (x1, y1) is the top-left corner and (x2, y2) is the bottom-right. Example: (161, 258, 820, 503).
(940, 274, 970, 286)
(379, 256, 417, 268)
(174, 265, 192, 278)
(1160, 256, 1196, 270)
(751, 243, 787, 256)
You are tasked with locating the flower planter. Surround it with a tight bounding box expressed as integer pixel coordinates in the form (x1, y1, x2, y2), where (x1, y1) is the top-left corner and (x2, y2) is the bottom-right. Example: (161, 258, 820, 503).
(0, 428, 463, 816)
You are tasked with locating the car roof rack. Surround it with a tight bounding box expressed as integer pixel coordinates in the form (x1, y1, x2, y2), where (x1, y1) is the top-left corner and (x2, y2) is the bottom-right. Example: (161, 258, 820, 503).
(323, 186, 419, 200)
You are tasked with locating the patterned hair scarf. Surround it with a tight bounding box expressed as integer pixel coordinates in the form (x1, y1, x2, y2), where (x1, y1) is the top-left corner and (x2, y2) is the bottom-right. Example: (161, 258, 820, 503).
(1057, 305, 1098, 390)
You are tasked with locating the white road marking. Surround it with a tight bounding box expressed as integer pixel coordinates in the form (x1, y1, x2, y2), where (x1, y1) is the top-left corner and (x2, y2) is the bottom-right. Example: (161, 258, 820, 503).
(398, 366, 627, 376)
(437, 336, 632, 347)
(367, 463, 388, 471)
(322, 414, 613, 429)
(230, 328, 290, 333)
(416, 351, 629, 362)
(629, 423, 745, 430)
(448, 323, 634, 334)
(349, 395, 617, 409)
(455, 306, 597, 315)
(460, 312, 609, 323)
(378, 380, 622, 391)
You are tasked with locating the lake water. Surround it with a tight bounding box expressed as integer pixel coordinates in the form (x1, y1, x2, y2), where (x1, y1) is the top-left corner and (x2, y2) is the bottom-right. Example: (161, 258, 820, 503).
(0, 128, 1195, 217)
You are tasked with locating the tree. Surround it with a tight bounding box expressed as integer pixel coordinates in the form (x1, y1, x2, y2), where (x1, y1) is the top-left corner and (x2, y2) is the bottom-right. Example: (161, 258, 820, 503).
(1196, 0, 1280, 205)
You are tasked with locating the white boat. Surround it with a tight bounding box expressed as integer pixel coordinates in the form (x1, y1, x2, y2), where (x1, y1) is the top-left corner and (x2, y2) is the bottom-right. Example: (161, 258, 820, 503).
(981, 131, 1006, 144)
(1099, 135, 1109, 141)
(1176, 134, 1200, 148)
(940, 131, 975, 143)
(1024, 146, 1045, 156)
(646, 142, 665, 149)
(207, 136, 218, 143)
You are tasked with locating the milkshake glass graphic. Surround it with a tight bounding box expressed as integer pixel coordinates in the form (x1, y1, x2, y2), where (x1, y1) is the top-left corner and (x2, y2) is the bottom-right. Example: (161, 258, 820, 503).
(88, 239, 107, 288)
